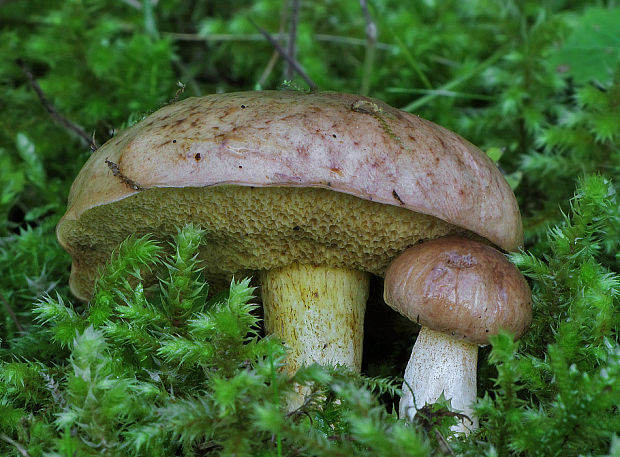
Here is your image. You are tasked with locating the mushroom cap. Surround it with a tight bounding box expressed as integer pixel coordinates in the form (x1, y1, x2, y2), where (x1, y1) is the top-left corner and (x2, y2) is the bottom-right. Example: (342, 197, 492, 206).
(57, 91, 523, 301)
(383, 236, 531, 345)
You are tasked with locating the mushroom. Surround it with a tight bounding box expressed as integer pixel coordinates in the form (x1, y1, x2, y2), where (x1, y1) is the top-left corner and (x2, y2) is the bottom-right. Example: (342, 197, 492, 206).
(56, 91, 522, 406)
(383, 236, 531, 433)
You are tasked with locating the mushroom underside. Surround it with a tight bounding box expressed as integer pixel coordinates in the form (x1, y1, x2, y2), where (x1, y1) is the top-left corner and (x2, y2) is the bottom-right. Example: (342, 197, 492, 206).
(58, 185, 473, 301)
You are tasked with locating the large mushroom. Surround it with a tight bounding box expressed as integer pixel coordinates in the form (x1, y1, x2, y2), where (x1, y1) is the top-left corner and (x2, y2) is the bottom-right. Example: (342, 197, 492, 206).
(384, 236, 531, 433)
(57, 90, 522, 404)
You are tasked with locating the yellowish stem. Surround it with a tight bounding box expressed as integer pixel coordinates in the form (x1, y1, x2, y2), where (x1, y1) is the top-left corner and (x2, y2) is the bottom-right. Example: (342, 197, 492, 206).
(260, 264, 369, 408)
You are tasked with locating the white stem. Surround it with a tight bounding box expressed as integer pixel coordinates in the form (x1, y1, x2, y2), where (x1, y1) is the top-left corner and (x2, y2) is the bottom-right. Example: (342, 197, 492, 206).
(260, 264, 369, 408)
(400, 327, 479, 434)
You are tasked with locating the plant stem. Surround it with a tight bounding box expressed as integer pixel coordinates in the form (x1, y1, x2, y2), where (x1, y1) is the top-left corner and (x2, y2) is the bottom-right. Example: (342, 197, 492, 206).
(268, 348, 283, 457)
(164, 32, 394, 50)
(392, 35, 433, 90)
(249, 19, 317, 90)
(15, 59, 98, 150)
(286, 0, 300, 81)
(0, 292, 24, 333)
(359, 0, 377, 95)
(401, 47, 505, 112)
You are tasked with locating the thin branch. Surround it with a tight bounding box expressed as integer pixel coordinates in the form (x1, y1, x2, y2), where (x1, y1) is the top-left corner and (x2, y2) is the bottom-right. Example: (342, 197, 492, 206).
(0, 291, 24, 333)
(15, 59, 98, 150)
(434, 428, 456, 456)
(359, 0, 377, 95)
(286, 0, 300, 80)
(0, 433, 30, 457)
(315, 33, 391, 50)
(248, 19, 317, 90)
(163, 32, 393, 50)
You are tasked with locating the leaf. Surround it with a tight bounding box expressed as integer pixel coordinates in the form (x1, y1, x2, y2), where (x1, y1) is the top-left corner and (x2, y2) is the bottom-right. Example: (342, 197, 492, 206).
(15, 133, 46, 186)
(0, 153, 25, 207)
(550, 7, 620, 84)
(486, 147, 504, 163)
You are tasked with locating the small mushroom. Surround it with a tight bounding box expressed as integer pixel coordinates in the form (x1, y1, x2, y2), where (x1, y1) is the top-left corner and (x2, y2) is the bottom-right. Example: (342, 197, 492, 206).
(57, 91, 523, 407)
(383, 236, 531, 433)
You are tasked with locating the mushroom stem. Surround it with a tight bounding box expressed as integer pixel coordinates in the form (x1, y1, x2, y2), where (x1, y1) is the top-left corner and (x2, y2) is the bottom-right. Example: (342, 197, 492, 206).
(400, 327, 479, 434)
(260, 263, 369, 408)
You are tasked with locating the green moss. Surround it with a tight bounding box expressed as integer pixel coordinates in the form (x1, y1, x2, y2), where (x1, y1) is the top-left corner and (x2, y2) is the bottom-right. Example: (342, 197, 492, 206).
(0, 2, 618, 455)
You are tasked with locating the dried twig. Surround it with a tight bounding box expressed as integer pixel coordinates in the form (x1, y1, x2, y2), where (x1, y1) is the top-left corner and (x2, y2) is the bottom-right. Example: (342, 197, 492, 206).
(0, 291, 24, 333)
(105, 159, 143, 191)
(0, 433, 30, 457)
(170, 81, 186, 103)
(434, 428, 456, 456)
(248, 19, 317, 90)
(359, 0, 377, 95)
(286, 0, 300, 80)
(165, 32, 393, 50)
(15, 59, 99, 150)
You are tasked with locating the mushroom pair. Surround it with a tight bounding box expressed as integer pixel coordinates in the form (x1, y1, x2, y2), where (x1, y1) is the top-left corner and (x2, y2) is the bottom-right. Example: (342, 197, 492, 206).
(57, 90, 530, 421)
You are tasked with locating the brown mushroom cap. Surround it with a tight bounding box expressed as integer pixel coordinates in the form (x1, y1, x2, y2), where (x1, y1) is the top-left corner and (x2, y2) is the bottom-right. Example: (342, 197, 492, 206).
(383, 236, 531, 345)
(57, 91, 523, 301)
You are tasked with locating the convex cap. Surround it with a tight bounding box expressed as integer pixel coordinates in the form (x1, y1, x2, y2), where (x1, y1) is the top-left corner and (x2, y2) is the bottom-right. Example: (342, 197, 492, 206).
(57, 91, 523, 300)
(384, 236, 531, 345)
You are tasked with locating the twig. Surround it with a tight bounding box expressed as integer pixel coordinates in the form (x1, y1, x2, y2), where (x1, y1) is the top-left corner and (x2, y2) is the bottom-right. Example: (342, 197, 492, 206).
(15, 59, 99, 150)
(359, 0, 377, 95)
(248, 19, 317, 90)
(105, 159, 143, 191)
(164, 32, 394, 50)
(0, 433, 30, 457)
(286, 0, 300, 80)
(434, 428, 456, 456)
(170, 81, 186, 103)
(0, 291, 24, 333)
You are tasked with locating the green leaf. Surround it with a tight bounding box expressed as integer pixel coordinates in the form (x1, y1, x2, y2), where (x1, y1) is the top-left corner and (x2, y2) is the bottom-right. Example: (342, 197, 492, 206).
(15, 133, 46, 186)
(486, 147, 504, 163)
(550, 7, 620, 84)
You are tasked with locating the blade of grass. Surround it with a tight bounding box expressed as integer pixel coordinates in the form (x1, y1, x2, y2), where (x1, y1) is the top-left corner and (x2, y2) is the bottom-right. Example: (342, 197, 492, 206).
(387, 87, 494, 100)
(360, 0, 378, 95)
(268, 346, 283, 457)
(392, 35, 433, 90)
(142, 0, 159, 39)
(401, 47, 506, 112)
